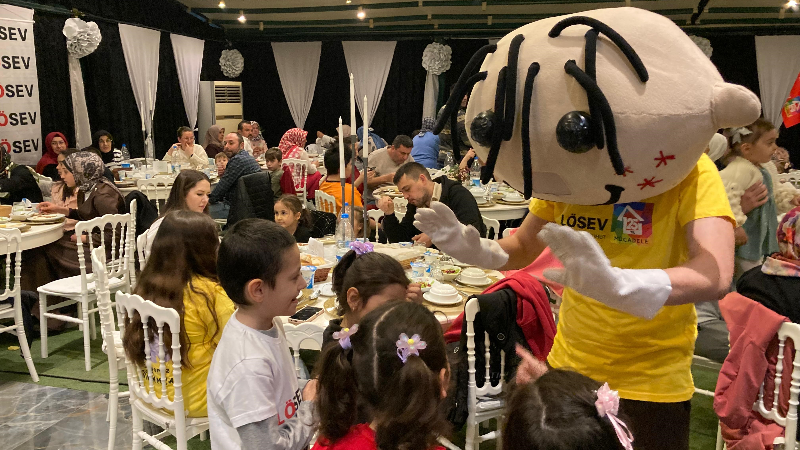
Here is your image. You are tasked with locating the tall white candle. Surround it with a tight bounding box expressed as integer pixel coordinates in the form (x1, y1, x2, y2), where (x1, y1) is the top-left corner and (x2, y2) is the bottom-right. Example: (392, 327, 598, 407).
(349, 74, 356, 135)
(338, 116, 346, 178)
(362, 95, 369, 158)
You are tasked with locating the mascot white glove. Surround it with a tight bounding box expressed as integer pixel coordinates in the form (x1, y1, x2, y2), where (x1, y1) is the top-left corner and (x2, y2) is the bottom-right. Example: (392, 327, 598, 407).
(539, 223, 671, 320)
(414, 201, 509, 269)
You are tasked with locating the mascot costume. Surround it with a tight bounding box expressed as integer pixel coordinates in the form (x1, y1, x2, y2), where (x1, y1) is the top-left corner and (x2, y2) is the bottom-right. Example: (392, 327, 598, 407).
(415, 7, 761, 450)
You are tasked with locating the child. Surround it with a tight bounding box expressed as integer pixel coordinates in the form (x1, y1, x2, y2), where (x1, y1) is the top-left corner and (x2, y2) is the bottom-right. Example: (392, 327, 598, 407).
(214, 152, 228, 177)
(208, 219, 316, 450)
(144, 169, 211, 255)
(503, 369, 634, 450)
(122, 210, 235, 417)
(322, 244, 421, 346)
(318, 146, 364, 213)
(265, 147, 298, 200)
(274, 194, 313, 243)
(721, 119, 800, 278)
(351, 206, 377, 242)
(313, 301, 450, 450)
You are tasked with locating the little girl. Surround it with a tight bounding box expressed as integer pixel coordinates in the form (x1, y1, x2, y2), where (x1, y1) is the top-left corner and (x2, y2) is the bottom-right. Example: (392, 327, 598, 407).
(123, 210, 235, 417)
(503, 369, 634, 450)
(721, 119, 800, 278)
(274, 194, 313, 243)
(313, 301, 450, 450)
(322, 243, 421, 347)
(352, 206, 377, 241)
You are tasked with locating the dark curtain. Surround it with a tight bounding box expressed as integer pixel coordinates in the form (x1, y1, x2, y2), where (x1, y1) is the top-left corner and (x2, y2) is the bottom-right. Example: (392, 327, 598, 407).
(371, 40, 428, 142)
(709, 35, 760, 99)
(33, 12, 75, 152)
(303, 42, 350, 142)
(443, 39, 492, 105)
(153, 31, 192, 160)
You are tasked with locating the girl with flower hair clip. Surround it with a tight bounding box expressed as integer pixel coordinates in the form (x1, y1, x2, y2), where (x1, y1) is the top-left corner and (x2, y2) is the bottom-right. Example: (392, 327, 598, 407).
(312, 301, 451, 450)
(321, 242, 421, 347)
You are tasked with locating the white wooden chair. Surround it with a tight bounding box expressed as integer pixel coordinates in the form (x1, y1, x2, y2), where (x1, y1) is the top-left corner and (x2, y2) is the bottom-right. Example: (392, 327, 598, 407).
(37, 213, 132, 371)
(750, 322, 800, 450)
(315, 190, 337, 214)
(137, 233, 149, 269)
(393, 197, 409, 222)
(284, 158, 308, 201)
(482, 216, 500, 241)
(128, 199, 138, 288)
(0, 228, 38, 382)
(137, 178, 171, 214)
(501, 227, 516, 239)
(464, 297, 506, 450)
(283, 322, 325, 380)
(116, 291, 209, 450)
(91, 247, 129, 450)
(367, 209, 384, 223)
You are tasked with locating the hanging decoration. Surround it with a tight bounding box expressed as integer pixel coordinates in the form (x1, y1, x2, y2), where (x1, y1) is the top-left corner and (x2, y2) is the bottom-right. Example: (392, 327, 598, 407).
(688, 35, 713, 59)
(63, 18, 102, 58)
(422, 42, 452, 75)
(220, 49, 244, 78)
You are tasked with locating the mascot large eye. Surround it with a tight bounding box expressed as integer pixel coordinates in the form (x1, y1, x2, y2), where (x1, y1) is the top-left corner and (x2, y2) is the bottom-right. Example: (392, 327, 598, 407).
(556, 111, 595, 154)
(470, 110, 496, 147)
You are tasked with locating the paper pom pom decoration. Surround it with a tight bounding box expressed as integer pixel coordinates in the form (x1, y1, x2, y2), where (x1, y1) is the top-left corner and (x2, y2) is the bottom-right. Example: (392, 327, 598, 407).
(63, 18, 102, 59)
(220, 49, 244, 78)
(422, 42, 452, 75)
(688, 35, 713, 59)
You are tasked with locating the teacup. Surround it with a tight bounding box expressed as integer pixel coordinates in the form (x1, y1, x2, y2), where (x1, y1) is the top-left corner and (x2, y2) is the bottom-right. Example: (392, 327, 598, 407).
(460, 267, 490, 284)
(469, 187, 485, 198)
(504, 192, 524, 202)
(428, 283, 459, 303)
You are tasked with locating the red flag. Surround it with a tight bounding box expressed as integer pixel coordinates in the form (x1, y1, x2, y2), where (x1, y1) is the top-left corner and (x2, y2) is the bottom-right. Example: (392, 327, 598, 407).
(783, 71, 800, 128)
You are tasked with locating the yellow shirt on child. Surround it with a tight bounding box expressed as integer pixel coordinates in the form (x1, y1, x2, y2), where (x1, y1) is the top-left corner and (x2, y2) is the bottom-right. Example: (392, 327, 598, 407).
(530, 154, 734, 402)
(142, 276, 235, 417)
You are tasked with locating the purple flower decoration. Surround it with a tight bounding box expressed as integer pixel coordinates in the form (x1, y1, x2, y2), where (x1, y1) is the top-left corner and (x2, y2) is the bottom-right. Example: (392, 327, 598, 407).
(396, 333, 427, 363)
(332, 324, 359, 349)
(349, 241, 374, 256)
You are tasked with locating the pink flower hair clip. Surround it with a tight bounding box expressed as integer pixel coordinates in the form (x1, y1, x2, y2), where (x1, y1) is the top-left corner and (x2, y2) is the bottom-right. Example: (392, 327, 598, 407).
(332, 324, 359, 350)
(396, 333, 427, 363)
(349, 241, 374, 256)
(595, 383, 634, 450)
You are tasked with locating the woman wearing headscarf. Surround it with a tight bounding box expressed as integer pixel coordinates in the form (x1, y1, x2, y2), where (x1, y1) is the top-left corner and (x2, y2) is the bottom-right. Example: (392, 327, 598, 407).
(92, 130, 116, 165)
(203, 124, 225, 158)
(0, 149, 44, 205)
(737, 206, 800, 321)
(36, 132, 69, 177)
(39, 151, 125, 278)
(278, 128, 318, 187)
(411, 117, 441, 169)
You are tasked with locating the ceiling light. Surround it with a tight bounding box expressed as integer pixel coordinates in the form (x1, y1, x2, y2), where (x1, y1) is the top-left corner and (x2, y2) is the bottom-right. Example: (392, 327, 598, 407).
(789, 0, 798, 7)
(238, 10, 246, 22)
(357, 7, 366, 19)
(346, 0, 351, 3)
(218, 1, 225, 8)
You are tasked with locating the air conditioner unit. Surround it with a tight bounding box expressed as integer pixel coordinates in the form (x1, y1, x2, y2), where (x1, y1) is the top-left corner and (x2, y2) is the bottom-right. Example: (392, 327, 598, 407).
(197, 81, 243, 144)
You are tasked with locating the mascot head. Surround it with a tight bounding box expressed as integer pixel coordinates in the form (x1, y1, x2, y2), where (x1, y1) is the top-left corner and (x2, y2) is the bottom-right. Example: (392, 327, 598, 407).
(436, 7, 761, 205)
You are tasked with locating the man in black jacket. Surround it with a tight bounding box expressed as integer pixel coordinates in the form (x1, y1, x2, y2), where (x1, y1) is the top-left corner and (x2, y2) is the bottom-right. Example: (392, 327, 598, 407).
(377, 162, 485, 246)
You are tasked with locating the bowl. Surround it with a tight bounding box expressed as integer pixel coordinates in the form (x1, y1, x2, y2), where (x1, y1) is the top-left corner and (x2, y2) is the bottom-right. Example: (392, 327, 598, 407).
(460, 267, 491, 284)
(438, 264, 461, 281)
(469, 187, 485, 198)
(427, 282, 460, 303)
(504, 192, 524, 202)
(412, 277, 435, 292)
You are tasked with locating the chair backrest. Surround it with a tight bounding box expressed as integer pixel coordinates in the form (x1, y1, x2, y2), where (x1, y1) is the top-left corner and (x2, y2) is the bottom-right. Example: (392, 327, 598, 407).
(315, 190, 337, 214)
(128, 199, 138, 287)
(137, 233, 149, 268)
(116, 291, 187, 430)
(283, 158, 308, 200)
(310, 210, 337, 238)
(482, 216, 500, 240)
(228, 171, 274, 226)
(283, 322, 324, 379)
(91, 247, 121, 369)
(367, 209, 384, 223)
(501, 227, 515, 239)
(74, 213, 132, 290)
(753, 321, 800, 450)
(0, 229, 23, 302)
(393, 197, 408, 213)
(136, 178, 171, 214)
(465, 297, 505, 398)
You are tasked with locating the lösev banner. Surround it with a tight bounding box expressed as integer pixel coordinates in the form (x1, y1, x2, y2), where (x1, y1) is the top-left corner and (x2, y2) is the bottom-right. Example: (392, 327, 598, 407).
(0, 5, 41, 166)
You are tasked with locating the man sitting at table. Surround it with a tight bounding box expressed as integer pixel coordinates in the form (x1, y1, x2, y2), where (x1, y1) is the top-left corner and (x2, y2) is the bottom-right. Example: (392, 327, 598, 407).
(378, 162, 485, 247)
(163, 126, 209, 170)
(208, 132, 261, 220)
(318, 146, 364, 213)
(365, 135, 415, 205)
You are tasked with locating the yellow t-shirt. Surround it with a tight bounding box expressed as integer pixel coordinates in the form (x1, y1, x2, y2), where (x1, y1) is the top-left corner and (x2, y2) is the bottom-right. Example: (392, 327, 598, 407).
(142, 276, 235, 417)
(530, 154, 734, 402)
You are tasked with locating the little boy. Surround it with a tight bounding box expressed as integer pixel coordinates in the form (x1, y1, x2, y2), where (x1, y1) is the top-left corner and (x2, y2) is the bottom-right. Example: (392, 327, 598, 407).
(214, 152, 228, 177)
(208, 219, 315, 450)
(264, 147, 297, 200)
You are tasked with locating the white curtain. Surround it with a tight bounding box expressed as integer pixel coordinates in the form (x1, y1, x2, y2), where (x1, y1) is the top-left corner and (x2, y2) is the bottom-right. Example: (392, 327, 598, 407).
(119, 24, 160, 159)
(170, 34, 204, 130)
(271, 42, 322, 130)
(342, 41, 396, 121)
(755, 35, 800, 127)
(68, 57, 92, 148)
(422, 72, 438, 119)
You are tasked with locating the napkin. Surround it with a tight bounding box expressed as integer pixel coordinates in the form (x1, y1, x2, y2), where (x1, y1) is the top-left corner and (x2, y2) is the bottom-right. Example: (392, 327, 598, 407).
(308, 238, 325, 258)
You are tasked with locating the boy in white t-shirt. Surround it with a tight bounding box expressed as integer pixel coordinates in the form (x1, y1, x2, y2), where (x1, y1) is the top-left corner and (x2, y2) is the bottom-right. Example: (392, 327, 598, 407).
(209, 219, 316, 450)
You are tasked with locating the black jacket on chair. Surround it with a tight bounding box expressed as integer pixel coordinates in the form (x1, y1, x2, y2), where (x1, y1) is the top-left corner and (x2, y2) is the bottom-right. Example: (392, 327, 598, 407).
(125, 191, 159, 236)
(227, 172, 274, 226)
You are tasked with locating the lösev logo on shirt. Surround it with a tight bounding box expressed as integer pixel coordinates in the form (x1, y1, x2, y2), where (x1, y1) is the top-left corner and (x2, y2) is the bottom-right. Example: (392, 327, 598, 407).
(277, 388, 303, 425)
(611, 202, 654, 245)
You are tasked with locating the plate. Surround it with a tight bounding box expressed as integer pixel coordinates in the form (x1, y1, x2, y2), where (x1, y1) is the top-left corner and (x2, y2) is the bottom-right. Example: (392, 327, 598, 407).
(423, 292, 463, 306)
(28, 213, 65, 223)
(496, 199, 528, 205)
(318, 283, 336, 297)
(455, 275, 492, 287)
(477, 200, 496, 208)
(0, 217, 10, 223)
(0, 223, 30, 230)
(323, 297, 341, 318)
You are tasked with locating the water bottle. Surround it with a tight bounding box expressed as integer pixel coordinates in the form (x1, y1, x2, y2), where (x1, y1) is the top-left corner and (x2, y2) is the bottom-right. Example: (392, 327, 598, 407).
(470, 156, 481, 187)
(335, 203, 353, 251)
(120, 144, 130, 161)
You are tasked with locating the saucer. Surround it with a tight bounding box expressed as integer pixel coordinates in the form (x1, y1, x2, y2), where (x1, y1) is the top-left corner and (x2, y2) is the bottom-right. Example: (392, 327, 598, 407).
(455, 275, 492, 287)
(423, 292, 463, 306)
(318, 283, 336, 297)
